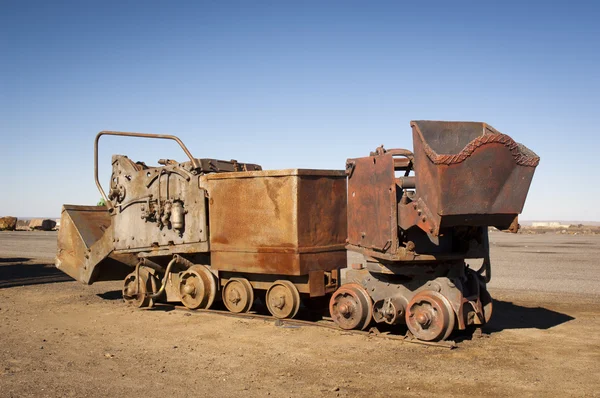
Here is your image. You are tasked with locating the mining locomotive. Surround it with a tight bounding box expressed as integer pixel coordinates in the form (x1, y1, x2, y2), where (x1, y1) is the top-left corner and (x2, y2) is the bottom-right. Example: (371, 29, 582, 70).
(56, 121, 539, 341)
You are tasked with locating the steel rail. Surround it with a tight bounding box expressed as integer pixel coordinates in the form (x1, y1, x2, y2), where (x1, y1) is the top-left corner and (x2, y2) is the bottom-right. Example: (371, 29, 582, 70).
(149, 304, 457, 349)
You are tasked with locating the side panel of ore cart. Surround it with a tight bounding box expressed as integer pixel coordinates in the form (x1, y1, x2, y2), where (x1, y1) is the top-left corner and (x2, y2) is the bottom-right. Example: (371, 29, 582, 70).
(206, 169, 347, 276)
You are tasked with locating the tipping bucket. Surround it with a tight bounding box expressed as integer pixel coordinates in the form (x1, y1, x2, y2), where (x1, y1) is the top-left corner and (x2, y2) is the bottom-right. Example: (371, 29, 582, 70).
(56, 205, 135, 284)
(410, 121, 539, 229)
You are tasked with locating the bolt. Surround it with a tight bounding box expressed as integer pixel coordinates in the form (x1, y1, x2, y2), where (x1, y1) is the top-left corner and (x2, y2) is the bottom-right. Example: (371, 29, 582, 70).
(272, 296, 285, 310)
(229, 289, 241, 304)
(183, 283, 195, 295)
(339, 303, 351, 316)
(416, 312, 432, 328)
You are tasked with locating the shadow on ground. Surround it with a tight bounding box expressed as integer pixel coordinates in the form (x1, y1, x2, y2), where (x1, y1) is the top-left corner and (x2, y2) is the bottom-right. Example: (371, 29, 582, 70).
(0, 258, 74, 289)
(454, 299, 575, 342)
(0, 257, 30, 263)
(98, 290, 123, 300)
(483, 299, 575, 333)
(94, 292, 576, 344)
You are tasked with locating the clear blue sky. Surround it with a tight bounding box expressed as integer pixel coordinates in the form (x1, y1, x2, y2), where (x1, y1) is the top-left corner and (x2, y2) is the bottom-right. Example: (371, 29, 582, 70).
(1, 0, 599, 220)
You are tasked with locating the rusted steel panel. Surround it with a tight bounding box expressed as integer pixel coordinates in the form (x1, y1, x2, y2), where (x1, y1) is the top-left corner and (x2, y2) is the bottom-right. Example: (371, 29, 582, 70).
(411, 120, 539, 231)
(299, 250, 346, 275)
(297, 175, 347, 249)
(346, 154, 398, 254)
(56, 205, 136, 284)
(208, 174, 299, 253)
(211, 251, 300, 275)
(109, 156, 209, 252)
(56, 205, 111, 282)
(207, 169, 347, 275)
(61, 205, 111, 247)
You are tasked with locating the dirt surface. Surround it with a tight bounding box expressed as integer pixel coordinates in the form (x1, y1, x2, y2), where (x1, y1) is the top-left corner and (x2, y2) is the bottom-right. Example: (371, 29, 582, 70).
(1, 231, 599, 397)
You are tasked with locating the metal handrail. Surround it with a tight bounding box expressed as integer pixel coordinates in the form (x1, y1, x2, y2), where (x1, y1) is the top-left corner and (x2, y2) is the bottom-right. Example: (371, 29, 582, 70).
(94, 131, 199, 210)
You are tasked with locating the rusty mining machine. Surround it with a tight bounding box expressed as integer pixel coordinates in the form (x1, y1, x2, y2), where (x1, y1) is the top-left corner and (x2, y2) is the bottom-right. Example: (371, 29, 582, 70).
(56, 121, 539, 341)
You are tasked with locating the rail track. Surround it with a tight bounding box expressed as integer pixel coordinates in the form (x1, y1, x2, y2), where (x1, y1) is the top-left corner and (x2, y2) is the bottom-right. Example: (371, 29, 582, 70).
(153, 304, 458, 349)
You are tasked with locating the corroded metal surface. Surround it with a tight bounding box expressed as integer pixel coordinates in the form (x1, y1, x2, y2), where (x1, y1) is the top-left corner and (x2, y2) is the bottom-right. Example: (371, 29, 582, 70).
(329, 283, 373, 331)
(222, 278, 254, 313)
(206, 169, 347, 276)
(55, 205, 137, 284)
(411, 120, 539, 234)
(109, 154, 210, 253)
(405, 290, 455, 341)
(265, 280, 301, 319)
(346, 154, 397, 254)
(178, 264, 217, 309)
(347, 121, 538, 258)
(54, 122, 538, 342)
(342, 120, 539, 340)
(57, 131, 262, 285)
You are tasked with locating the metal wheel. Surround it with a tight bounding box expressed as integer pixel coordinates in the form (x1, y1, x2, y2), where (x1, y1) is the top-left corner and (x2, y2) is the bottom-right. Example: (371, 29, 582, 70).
(222, 278, 254, 313)
(266, 280, 301, 319)
(178, 265, 217, 310)
(123, 269, 154, 308)
(405, 290, 455, 341)
(329, 283, 373, 331)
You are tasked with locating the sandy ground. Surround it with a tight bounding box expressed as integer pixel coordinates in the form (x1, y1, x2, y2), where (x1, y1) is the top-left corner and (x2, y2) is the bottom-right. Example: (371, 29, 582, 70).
(0, 231, 599, 397)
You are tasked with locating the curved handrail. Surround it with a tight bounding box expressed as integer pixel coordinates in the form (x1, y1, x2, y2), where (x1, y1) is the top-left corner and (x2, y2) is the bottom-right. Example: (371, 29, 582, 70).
(94, 131, 199, 210)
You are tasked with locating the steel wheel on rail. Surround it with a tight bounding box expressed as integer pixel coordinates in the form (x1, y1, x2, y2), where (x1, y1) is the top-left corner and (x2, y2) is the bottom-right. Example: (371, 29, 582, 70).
(122, 269, 154, 308)
(329, 283, 373, 331)
(266, 280, 301, 319)
(405, 290, 455, 341)
(178, 265, 217, 310)
(222, 278, 254, 313)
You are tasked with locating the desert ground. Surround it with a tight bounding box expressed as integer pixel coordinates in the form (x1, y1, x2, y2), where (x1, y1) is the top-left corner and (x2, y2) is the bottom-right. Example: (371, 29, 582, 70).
(0, 231, 599, 397)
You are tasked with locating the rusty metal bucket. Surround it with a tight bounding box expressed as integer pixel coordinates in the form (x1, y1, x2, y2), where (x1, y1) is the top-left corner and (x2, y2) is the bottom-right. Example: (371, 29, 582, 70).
(55, 205, 135, 284)
(411, 121, 540, 229)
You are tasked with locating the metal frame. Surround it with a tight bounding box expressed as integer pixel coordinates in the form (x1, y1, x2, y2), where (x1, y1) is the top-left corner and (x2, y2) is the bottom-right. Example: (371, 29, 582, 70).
(94, 131, 200, 209)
